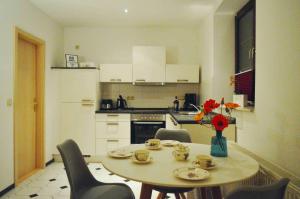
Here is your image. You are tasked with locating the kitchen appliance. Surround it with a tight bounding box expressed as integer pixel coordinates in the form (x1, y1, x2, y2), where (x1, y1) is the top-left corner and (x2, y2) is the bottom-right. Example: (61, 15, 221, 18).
(183, 93, 197, 110)
(117, 95, 127, 109)
(131, 113, 166, 144)
(100, 99, 113, 110)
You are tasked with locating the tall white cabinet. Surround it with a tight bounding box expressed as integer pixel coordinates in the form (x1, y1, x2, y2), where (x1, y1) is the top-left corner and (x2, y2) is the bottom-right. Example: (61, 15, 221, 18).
(59, 69, 97, 155)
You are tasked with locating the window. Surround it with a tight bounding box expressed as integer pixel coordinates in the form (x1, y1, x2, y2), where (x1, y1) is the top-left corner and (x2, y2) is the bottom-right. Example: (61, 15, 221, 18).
(235, 0, 255, 105)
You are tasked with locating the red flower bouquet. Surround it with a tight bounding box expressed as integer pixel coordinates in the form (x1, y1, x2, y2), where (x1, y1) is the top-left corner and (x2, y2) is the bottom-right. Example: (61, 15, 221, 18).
(193, 98, 239, 157)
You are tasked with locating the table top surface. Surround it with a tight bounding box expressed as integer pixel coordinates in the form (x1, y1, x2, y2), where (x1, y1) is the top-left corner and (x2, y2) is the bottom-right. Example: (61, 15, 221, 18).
(100, 143, 259, 188)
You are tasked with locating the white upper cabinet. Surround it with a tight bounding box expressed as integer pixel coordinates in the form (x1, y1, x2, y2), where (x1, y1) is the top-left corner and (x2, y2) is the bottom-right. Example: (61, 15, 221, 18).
(100, 64, 132, 83)
(133, 46, 166, 83)
(59, 70, 97, 102)
(166, 64, 199, 83)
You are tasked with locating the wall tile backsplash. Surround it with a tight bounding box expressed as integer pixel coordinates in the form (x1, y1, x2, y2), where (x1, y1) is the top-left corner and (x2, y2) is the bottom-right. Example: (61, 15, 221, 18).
(100, 83, 200, 108)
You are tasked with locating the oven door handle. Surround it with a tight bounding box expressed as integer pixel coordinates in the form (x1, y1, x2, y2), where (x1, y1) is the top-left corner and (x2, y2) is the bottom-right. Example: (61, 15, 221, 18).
(132, 121, 164, 125)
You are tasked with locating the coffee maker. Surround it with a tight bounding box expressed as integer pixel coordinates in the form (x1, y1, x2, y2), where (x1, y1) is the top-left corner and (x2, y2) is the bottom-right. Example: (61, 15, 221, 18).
(183, 93, 197, 110)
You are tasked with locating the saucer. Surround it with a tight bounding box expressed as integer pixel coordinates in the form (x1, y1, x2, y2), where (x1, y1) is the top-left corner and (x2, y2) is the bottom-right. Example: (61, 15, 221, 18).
(173, 167, 210, 181)
(108, 150, 133, 158)
(132, 156, 153, 164)
(145, 144, 162, 150)
(161, 140, 180, 147)
(192, 161, 217, 170)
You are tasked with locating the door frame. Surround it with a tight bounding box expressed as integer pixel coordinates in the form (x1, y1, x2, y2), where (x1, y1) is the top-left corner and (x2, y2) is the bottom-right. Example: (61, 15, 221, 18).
(13, 27, 45, 184)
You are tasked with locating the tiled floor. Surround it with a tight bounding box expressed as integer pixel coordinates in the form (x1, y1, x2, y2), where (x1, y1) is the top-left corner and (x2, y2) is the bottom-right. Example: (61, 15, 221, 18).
(1, 162, 180, 199)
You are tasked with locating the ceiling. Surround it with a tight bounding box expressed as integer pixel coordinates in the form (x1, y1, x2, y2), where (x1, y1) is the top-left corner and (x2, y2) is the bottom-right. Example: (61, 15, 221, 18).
(29, 0, 221, 27)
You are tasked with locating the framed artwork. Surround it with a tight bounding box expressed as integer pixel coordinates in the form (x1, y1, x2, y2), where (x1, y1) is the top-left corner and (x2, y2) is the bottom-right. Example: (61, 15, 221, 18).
(65, 54, 79, 68)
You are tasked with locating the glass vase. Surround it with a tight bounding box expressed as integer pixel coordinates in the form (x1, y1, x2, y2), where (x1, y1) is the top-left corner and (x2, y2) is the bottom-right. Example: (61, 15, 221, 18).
(210, 131, 228, 157)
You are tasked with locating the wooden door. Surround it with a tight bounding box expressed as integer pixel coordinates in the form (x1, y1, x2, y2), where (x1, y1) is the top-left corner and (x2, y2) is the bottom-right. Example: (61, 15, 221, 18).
(15, 38, 37, 181)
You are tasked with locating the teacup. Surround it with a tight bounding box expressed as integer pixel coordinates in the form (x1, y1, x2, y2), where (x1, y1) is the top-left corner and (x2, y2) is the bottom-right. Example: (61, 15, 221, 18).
(134, 149, 149, 161)
(145, 139, 161, 148)
(174, 144, 189, 152)
(194, 154, 213, 168)
(172, 150, 189, 161)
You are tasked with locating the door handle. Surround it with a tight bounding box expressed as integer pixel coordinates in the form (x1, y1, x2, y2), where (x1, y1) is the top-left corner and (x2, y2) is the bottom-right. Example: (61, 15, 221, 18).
(133, 122, 164, 125)
(107, 139, 119, 142)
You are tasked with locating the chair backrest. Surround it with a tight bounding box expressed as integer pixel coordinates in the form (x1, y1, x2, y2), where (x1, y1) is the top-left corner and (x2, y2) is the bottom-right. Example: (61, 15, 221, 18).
(57, 139, 98, 196)
(155, 128, 192, 143)
(225, 178, 290, 199)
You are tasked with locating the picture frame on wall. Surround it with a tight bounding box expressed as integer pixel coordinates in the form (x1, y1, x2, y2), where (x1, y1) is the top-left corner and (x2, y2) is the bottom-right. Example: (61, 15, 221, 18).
(65, 54, 79, 68)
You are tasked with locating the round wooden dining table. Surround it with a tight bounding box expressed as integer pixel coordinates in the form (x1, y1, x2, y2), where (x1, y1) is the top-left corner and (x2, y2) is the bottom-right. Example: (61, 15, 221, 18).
(100, 143, 259, 199)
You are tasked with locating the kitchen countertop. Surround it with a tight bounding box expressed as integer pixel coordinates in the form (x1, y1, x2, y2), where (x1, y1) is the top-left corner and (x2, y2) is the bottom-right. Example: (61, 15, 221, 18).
(96, 108, 236, 125)
(169, 112, 236, 125)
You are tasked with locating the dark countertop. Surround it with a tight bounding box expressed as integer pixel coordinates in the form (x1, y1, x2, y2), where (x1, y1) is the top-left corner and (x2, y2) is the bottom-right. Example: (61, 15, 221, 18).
(95, 108, 236, 125)
(169, 112, 236, 125)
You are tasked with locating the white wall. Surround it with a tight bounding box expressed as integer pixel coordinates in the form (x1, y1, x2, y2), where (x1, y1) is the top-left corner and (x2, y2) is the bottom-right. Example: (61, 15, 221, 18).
(101, 83, 199, 108)
(0, 0, 63, 190)
(64, 27, 201, 64)
(198, 13, 235, 103)
(212, 14, 235, 101)
(234, 0, 300, 177)
(198, 13, 214, 103)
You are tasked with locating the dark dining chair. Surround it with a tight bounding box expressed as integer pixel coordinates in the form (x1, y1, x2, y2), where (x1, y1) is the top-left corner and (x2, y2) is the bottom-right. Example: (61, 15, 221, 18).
(57, 139, 135, 199)
(154, 128, 193, 199)
(225, 178, 290, 199)
(155, 128, 192, 143)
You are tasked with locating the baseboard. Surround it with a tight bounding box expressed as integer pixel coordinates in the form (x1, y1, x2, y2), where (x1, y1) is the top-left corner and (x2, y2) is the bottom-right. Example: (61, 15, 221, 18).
(45, 158, 55, 166)
(0, 184, 15, 197)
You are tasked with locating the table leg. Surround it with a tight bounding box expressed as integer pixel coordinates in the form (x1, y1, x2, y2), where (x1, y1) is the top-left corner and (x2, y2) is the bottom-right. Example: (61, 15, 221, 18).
(140, 183, 153, 199)
(211, 186, 222, 199)
(200, 187, 207, 199)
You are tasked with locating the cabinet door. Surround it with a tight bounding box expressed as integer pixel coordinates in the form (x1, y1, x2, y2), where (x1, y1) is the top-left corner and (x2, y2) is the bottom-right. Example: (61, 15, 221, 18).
(100, 64, 132, 83)
(96, 139, 130, 155)
(166, 64, 199, 83)
(133, 46, 166, 83)
(60, 102, 95, 155)
(166, 114, 181, 130)
(95, 121, 130, 139)
(60, 70, 97, 102)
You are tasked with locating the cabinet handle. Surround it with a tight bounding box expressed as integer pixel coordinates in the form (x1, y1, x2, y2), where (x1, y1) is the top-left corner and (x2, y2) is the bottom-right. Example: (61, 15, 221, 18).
(107, 122, 119, 125)
(177, 79, 188, 82)
(107, 139, 119, 142)
(81, 99, 94, 103)
(135, 79, 146, 82)
(170, 116, 178, 126)
(81, 103, 94, 106)
(107, 114, 119, 117)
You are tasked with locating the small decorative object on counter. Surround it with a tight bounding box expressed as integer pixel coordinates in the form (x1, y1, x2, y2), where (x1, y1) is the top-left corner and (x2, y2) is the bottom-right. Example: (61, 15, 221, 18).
(193, 98, 240, 157)
(173, 96, 179, 111)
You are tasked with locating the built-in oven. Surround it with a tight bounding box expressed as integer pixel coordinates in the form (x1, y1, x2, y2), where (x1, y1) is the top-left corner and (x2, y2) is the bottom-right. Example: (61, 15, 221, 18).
(131, 114, 166, 144)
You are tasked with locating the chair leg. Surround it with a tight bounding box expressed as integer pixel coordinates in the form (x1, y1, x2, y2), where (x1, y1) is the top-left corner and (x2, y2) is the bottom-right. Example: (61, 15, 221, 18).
(201, 188, 207, 199)
(157, 192, 162, 199)
(161, 193, 167, 199)
(179, 192, 187, 199)
(175, 193, 180, 199)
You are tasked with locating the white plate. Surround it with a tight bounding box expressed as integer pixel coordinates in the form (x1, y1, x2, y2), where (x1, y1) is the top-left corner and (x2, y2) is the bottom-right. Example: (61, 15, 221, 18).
(173, 167, 210, 181)
(107, 150, 133, 158)
(192, 161, 217, 170)
(132, 156, 153, 164)
(161, 140, 180, 147)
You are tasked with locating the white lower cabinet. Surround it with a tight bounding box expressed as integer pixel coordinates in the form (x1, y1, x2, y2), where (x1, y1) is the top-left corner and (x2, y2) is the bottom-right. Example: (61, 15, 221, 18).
(95, 114, 131, 155)
(60, 102, 95, 155)
(96, 139, 130, 155)
(166, 114, 181, 130)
